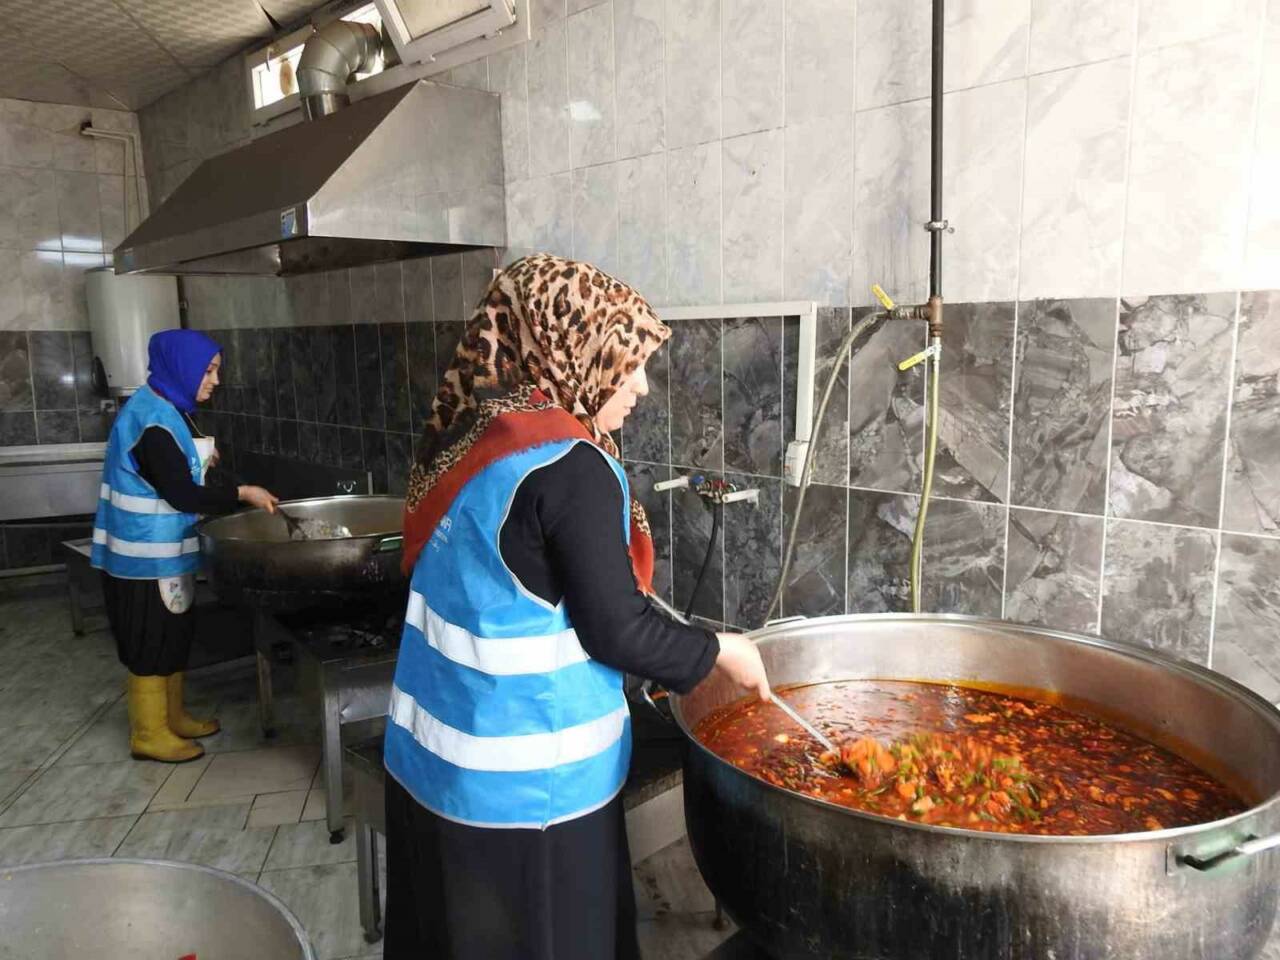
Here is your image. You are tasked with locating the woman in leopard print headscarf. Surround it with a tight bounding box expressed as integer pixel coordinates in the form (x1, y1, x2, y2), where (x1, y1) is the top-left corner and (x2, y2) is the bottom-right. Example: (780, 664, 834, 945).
(383, 254, 769, 960)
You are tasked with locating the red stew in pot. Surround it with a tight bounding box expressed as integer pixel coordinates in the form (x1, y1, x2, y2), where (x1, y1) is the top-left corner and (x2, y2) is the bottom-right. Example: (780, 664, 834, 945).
(693, 680, 1247, 836)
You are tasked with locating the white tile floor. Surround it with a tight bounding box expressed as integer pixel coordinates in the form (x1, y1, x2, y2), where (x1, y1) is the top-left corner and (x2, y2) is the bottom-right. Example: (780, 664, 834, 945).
(0, 584, 733, 960)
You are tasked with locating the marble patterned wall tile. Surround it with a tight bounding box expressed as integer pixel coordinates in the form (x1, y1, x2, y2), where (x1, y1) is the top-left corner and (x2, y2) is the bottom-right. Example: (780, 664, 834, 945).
(362, 429, 389, 494)
(386, 433, 412, 496)
(923, 498, 1006, 617)
(1211, 533, 1280, 702)
(1028, 0, 1136, 73)
(722, 0, 784, 139)
(0, 331, 32, 411)
(332, 326, 359, 427)
(527, 21, 572, 178)
(1137, 0, 1264, 51)
(1004, 508, 1103, 634)
(0, 411, 35, 445)
(847, 488, 916, 613)
(944, 0, 1030, 91)
(944, 80, 1026, 303)
(723, 316, 782, 477)
(722, 129, 783, 303)
(28, 331, 74, 410)
(1123, 34, 1258, 295)
(665, 0, 721, 150)
(622, 339, 670, 464)
(54, 170, 103, 253)
(532, 0, 566, 24)
(673, 473, 725, 626)
(0, 252, 22, 331)
(21, 252, 68, 330)
(783, 482, 848, 618)
(567, 3, 616, 168)
(430, 255, 464, 326)
(785, 0, 856, 123)
(287, 328, 317, 423)
(505, 173, 573, 260)
(405, 324, 436, 437)
(353, 324, 385, 431)
(1245, 39, 1280, 290)
(809, 308, 851, 486)
(783, 115, 853, 305)
(1100, 519, 1215, 663)
(1109, 293, 1235, 528)
(35, 410, 78, 443)
(271, 329, 296, 421)
(931, 301, 1015, 503)
(1224, 291, 1280, 535)
(401, 258, 434, 325)
(617, 153, 667, 303)
(374, 263, 405, 326)
(723, 473, 782, 630)
(1012, 298, 1116, 514)
(848, 312, 925, 493)
(1020, 58, 1130, 301)
(669, 318, 723, 470)
(309, 328, 337, 426)
(571, 162, 620, 275)
(488, 45, 530, 184)
(614, 0, 665, 159)
(851, 99, 930, 308)
(379, 324, 411, 435)
(625, 460, 674, 603)
(665, 142, 722, 306)
(855, 0, 930, 110)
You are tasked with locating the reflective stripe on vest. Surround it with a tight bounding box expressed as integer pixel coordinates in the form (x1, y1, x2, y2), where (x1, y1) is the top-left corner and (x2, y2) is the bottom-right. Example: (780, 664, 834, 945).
(384, 439, 633, 829)
(90, 386, 203, 580)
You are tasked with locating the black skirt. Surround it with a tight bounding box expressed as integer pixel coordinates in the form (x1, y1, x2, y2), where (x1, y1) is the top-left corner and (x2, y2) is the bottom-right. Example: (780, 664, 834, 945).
(101, 573, 195, 676)
(384, 774, 641, 960)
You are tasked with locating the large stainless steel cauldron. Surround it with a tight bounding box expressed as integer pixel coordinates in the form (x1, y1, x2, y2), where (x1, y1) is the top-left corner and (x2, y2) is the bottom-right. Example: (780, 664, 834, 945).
(0, 858, 315, 959)
(672, 615, 1280, 960)
(197, 495, 405, 609)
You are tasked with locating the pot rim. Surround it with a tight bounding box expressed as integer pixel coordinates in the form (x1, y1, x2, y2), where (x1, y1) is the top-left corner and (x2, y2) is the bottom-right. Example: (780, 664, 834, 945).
(1, 857, 317, 959)
(672, 612, 1280, 847)
(196, 494, 404, 543)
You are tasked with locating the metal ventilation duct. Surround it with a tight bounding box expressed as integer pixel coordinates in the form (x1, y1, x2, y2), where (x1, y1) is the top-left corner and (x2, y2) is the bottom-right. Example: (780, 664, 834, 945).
(113, 79, 505, 277)
(296, 19, 383, 120)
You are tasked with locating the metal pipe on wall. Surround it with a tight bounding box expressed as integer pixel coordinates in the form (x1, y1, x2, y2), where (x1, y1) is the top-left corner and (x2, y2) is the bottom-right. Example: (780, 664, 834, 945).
(929, 0, 945, 301)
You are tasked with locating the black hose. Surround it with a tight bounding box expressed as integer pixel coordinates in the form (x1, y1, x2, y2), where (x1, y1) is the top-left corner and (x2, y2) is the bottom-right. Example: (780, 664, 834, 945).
(684, 500, 723, 620)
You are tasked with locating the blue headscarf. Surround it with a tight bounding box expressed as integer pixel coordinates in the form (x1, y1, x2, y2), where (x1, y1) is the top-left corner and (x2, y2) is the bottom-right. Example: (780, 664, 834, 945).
(146, 330, 222, 413)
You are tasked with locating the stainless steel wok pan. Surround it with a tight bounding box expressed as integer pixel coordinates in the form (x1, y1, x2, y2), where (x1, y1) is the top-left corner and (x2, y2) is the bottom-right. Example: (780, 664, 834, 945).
(197, 495, 405, 609)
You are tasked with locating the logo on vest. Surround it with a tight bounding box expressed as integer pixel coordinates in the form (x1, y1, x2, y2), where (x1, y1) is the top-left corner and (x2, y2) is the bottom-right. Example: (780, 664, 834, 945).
(431, 515, 453, 550)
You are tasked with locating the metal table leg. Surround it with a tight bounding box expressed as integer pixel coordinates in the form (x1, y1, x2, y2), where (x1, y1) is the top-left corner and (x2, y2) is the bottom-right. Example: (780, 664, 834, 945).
(356, 821, 383, 942)
(256, 650, 276, 739)
(66, 574, 85, 636)
(322, 676, 346, 843)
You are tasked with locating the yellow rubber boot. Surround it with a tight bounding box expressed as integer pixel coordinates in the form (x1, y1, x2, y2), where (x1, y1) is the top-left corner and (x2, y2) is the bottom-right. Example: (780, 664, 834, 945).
(128, 674, 204, 763)
(166, 672, 220, 739)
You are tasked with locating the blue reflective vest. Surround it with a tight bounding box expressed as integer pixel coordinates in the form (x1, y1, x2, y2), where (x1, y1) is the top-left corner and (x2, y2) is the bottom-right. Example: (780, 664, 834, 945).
(90, 386, 204, 580)
(384, 439, 632, 829)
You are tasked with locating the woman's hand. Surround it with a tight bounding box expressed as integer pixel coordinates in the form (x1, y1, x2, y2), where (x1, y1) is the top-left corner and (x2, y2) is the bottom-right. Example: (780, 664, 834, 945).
(715, 633, 771, 702)
(238, 485, 280, 513)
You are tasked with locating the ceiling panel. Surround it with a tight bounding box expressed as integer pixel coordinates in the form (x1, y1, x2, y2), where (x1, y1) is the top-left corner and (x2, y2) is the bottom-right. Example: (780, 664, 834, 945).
(0, 0, 331, 111)
(116, 0, 274, 67)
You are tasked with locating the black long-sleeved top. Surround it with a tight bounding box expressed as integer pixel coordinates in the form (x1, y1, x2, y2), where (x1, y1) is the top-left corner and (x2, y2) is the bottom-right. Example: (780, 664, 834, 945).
(498, 443, 718, 694)
(133, 423, 239, 516)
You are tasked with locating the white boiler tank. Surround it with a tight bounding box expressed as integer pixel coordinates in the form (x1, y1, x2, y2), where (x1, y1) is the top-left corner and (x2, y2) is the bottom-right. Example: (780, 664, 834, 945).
(86, 267, 179, 396)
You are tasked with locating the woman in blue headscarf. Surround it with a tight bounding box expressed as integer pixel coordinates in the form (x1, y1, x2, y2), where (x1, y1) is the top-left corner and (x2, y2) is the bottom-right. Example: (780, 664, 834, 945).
(92, 329, 279, 763)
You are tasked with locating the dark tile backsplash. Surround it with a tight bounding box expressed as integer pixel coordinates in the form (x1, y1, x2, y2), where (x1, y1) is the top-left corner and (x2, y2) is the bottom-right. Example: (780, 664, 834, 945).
(0, 330, 110, 446)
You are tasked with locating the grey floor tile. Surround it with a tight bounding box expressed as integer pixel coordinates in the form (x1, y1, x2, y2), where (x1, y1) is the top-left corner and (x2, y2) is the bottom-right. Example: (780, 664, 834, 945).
(0, 815, 137, 867)
(187, 745, 320, 804)
(264, 816, 357, 871)
(634, 836, 717, 920)
(259, 861, 366, 960)
(114, 804, 276, 875)
(0, 768, 35, 805)
(0, 719, 85, 772)
(57, 698, 129, 766)
(0, 760, 171, 827)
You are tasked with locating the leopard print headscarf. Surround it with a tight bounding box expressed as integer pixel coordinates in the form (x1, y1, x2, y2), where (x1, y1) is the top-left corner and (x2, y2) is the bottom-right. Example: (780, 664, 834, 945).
(405, 254, 670, 513)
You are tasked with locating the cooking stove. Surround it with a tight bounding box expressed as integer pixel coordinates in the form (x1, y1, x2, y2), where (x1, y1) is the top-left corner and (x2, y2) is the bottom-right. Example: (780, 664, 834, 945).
(252, 594, 407, 843)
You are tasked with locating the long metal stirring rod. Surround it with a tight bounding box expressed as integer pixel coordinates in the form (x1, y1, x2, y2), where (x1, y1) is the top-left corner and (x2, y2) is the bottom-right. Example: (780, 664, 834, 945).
(771, 695, 839, 755)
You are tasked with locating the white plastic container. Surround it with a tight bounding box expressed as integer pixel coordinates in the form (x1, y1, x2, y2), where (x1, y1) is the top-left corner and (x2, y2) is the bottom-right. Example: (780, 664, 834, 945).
(86, 268, 179, 395)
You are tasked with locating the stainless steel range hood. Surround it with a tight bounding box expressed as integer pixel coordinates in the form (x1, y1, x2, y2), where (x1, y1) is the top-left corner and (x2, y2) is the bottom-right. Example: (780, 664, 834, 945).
(114, 79, 505, 277)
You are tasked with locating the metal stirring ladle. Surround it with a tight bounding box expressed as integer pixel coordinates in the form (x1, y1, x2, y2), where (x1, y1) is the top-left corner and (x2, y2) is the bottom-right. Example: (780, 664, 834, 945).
(276, 506, 306, 539)
(771, 695, 839, 755)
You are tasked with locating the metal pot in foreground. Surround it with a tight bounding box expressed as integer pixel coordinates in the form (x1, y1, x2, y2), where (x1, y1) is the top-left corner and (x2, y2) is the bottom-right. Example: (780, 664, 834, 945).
(672, 615, 1280, 960)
